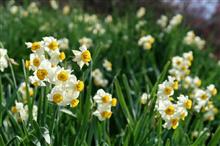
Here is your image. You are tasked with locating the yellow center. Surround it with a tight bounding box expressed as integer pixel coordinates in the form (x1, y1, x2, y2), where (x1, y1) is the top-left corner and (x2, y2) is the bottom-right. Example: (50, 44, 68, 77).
(111, 98, 117, 107)
(36, 69, 48, 80)
(102, 95, 110, 103)
(57, 71, 69, 81)
(201, 94, 208, 100)
(144, 42, 152, 49)
(165, 105, 175, 115)
(184, 99, 192, 109)
(164, 87, 173, 96)
(171, 118, 179, 129)
(53, 93, 63, 103)
(31, 42, 41, 51)
(101, 111, 112, 119)
(11, 106, 17, 113)
(81, 50, 91, 63)
(176, 60, 181, 66)
(48, 41, 58, 50)
(33, 58, 41, 67)
(59, 52, 66, 61)
(75, 81, 84, 92)
(70, 99, 79, 108)
(181, 66, 187, 71)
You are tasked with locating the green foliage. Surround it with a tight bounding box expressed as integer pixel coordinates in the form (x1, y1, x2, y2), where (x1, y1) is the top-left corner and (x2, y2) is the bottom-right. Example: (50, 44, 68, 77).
(0, 2, 220, 146)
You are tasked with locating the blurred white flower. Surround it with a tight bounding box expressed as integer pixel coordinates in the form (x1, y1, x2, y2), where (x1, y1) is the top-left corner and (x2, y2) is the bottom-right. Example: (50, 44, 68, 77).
(27, 2, 39, 14)
(9, 5, 19, 15)
(183, 31, 206, 49)
(92, 69, 108, 87)
(79, 37, 93, 48)
(157, 15, 168, 28)
(103, 59, 112, 71)
(138, 35, 155, 50)
(88, 23, 105, 35)
(166, 14, 183, 32)
(105, 15, 113, 23)
(140, 93, 150, 104)
(50, 0, 59, 10)
(136, 7, 146, 18)
(135, 20, 146, 30)
(63, 5, 70, 15)
(0, 48, 8, 72)
(58, 38, 69, 50)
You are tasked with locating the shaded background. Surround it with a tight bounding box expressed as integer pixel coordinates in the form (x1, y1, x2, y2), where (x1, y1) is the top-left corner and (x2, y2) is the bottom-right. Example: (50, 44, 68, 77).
(1, 0, 220, 56)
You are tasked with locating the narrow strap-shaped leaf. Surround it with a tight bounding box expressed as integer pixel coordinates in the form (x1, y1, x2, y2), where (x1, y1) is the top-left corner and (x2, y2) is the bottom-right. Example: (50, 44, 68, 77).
(0, 135, 6, 146)
(208, 126, 220, 146)
(114, 78, 134, 129)
(191, 130, 209, 146)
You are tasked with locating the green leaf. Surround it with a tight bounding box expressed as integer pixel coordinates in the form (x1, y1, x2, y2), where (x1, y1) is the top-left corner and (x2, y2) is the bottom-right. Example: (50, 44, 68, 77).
(0, 135, 5, 146)
(208, 126, 220, 146)
(191, 130, 209, 146)
(60, 108, 76, 118)
(114, 78, 134, 129)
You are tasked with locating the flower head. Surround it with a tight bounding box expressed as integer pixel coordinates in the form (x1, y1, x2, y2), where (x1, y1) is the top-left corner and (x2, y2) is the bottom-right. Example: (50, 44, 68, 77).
(72, 45, 91, 69)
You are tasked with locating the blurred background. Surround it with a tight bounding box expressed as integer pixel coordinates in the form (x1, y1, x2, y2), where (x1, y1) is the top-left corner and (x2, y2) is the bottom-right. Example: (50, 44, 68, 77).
(1, 0, 220, 56)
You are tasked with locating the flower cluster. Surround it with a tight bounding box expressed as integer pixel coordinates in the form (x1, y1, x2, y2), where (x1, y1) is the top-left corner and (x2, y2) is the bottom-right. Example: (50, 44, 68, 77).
(183, 31, 206, 50)
(0, 48, 8, 72)
(169, 52, 218, 119)
(58, 38, 69, 50)
(190, 83, 217, 113)
(82, 14, 98, 24)
(158, 14, 183, 32)
(79, 37, 93, 49)
(203, 101, 218, 121)
(138, 35, 155, 50)
(92, 69, 108, 87)
(11, 101, 38, 122)
(156, 76, 192, 129)
(25, 36, 89, 107)
(182, 76, 201, 89)
(93, 89, 117, 121)
(157, 15, 168, 28)
(169, 51, 193, 81)
(87, 23, 105, 35)
(9, 2, 40, 17)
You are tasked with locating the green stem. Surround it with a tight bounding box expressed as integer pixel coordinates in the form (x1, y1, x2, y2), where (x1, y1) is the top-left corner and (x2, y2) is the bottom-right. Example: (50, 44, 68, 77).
(51, 105, 59, 141)
(0, 76, 3, 127)
(8, 56, 17, 89)
(22, 60, 32, 124)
